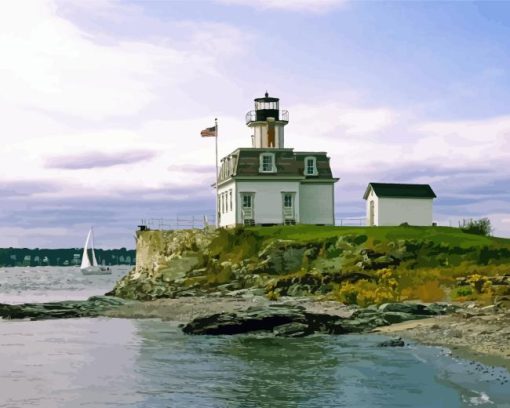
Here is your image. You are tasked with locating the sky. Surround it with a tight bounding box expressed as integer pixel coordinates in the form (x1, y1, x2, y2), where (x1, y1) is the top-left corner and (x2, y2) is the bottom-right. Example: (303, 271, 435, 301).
(1, 0, 510, 248)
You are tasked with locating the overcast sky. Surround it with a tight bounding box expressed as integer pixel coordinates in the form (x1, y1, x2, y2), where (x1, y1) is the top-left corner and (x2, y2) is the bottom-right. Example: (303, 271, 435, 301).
(1, 0, 510, 248)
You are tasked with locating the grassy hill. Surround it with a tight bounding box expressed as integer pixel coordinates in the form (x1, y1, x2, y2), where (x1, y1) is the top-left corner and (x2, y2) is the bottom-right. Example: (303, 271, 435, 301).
(113, 225, 510, 305)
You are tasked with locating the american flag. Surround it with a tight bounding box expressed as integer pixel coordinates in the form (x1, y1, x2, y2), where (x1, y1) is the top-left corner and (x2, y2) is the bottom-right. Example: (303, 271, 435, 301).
(200, 125, 217, 137)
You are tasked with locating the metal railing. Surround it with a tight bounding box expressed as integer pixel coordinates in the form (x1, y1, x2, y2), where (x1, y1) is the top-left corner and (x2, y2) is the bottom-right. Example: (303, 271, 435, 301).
(241, 208, 253, 219)
(283, 207, 294, 219)
(139, 216, 216, 231)
(245, 110, 289, 124)
(335, 217, 366, 226)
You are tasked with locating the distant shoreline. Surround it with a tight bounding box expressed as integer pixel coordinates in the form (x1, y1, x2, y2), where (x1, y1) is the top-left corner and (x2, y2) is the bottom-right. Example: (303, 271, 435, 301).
(0, 247, 135, 267)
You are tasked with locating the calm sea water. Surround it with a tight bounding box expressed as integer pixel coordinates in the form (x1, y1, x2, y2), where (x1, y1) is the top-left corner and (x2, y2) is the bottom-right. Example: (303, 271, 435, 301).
(1, 266, 509, 408)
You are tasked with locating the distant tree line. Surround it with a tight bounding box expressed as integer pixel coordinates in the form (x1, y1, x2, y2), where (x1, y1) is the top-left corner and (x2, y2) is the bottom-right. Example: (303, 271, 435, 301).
(0, 248, 136, 267)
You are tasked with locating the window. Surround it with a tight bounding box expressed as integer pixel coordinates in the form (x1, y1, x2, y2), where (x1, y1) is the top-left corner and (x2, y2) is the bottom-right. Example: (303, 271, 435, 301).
(283, 193, 293, 208)
(304, 156, 317, 176)
(243, 194, 252, 208)
(229, 189, 233, 211)
(259, 153, 275, 173)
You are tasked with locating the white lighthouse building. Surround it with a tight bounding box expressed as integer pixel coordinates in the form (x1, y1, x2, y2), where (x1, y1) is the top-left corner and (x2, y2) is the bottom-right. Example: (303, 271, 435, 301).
(216, 93, 339, 227)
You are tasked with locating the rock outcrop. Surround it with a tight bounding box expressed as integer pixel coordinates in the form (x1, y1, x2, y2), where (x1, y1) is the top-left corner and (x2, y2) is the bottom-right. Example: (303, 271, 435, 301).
(0, 296, 132, 320)
(109, 226, 510, 311)
(377, 337, 405, 347)
(181, 302, 449, 337)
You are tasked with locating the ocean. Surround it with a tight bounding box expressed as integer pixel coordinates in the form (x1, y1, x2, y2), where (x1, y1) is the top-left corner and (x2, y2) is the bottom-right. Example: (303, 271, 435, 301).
(1, 266, 509, 408)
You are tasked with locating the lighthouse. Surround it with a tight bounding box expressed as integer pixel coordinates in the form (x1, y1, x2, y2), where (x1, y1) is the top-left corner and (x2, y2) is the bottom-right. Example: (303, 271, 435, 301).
(215, 93, 338, 227)
(246, 92, 289, 148)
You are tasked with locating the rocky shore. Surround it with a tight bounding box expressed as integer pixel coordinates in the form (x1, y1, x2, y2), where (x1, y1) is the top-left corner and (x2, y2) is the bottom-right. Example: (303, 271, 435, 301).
(375, 303, 510, 371)
(2, 293, 509, 370)
(107, 295, 510, 370)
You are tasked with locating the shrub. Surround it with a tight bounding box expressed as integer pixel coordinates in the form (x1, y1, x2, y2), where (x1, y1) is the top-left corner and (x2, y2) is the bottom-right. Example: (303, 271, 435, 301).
(336, 277, 399, 307)
(401, 280, 446, 302)
(466, 274, 487, 293)
(453, 286, 473, 297)
(460, 218, 492, 236)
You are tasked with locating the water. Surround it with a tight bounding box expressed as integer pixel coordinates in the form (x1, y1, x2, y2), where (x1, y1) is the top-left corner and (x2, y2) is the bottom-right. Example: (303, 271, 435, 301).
(1, 267, 509, 408)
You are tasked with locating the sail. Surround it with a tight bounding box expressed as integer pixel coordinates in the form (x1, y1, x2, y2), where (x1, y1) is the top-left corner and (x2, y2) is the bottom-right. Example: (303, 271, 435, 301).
(90, 228, 99, 267)
(80, 229, 92, 269)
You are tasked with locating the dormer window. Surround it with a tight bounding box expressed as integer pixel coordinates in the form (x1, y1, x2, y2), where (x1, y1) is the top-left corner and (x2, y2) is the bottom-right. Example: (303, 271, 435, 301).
(259, 153, 276, 173)
(304, 156, 318, 176)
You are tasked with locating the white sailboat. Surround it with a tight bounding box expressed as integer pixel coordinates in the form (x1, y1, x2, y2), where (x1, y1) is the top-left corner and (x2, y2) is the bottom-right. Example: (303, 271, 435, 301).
(80, 228, 111, 275)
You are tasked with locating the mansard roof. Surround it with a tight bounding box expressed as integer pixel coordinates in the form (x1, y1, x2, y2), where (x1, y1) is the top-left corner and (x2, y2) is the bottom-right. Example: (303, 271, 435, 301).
(217, 148, 338, 185)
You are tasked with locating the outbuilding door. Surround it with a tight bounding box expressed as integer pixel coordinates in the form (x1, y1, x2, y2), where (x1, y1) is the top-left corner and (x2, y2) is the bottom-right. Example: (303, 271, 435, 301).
(369, 200, 375, 226)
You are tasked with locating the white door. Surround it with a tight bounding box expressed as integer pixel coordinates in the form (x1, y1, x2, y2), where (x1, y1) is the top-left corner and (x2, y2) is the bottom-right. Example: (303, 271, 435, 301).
(241, 193, 254, 221)
(369, 200, 375, 226)
(282, 192, 295, 222)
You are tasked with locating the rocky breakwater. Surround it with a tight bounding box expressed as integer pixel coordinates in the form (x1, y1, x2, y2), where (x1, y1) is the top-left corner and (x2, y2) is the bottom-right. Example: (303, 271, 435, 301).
(181, 302, 455, 337)
(0, 296, 132, 320)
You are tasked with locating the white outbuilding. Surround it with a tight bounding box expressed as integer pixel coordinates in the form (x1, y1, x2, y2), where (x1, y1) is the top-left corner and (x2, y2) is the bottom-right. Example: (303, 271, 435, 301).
(363, 183, 436, 226)
(216, 93, 339, 227)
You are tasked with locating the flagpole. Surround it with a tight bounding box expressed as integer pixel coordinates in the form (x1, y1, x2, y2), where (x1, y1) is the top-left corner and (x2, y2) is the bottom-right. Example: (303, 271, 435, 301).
(215, 117, 219, 228)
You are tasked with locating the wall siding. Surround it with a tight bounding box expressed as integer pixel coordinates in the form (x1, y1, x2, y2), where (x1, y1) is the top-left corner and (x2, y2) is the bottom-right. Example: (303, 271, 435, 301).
(299, 183, 335, 225)
(235, 180, 301, 224)
(377, 197, 433, 226)
(218, 181, 236, 227)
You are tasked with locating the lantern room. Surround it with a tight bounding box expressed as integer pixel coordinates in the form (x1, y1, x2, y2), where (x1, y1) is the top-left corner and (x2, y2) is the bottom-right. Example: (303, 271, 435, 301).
(246, 92, 289, 149)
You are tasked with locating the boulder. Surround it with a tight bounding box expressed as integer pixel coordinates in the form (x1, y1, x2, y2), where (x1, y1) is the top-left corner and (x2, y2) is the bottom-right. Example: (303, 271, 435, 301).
(181, 304, 350, 336)
(273, 322, 312, 337)
(495, 295, 510, 311)
(379, 302, 437, 316)
(377, 337, 405, 347)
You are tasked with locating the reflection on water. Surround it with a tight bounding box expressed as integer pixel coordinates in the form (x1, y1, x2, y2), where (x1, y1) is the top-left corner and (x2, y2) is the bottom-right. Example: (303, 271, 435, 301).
(131, 320, 510, 408)
(0, 318, 143, 408)
(1, 318, 510, 408)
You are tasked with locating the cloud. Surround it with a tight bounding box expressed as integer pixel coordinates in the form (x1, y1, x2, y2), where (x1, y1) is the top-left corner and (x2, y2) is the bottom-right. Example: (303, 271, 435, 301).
(0, 1, 249, 120)
(289, 103, 396, 137)
(0, 187, 217, 248)
(167, 164, 216, 174)
(45, 150, 157, 170)
(0, 181, 62, 198)
(217, 0, 348, 13)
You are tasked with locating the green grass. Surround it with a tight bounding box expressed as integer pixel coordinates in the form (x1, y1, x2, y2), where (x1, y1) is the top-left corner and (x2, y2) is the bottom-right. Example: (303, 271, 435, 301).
(247, 225, 510, 248)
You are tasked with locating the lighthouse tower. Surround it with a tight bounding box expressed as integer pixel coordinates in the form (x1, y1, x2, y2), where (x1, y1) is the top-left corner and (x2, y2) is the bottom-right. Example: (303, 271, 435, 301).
(245, 92, 289, 148)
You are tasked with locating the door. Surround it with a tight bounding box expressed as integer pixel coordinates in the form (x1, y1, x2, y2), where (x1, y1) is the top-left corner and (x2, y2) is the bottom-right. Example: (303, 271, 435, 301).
(369, 200, 375, 226)
(241, 193, 254, 221)
(282, 192, 295, 222)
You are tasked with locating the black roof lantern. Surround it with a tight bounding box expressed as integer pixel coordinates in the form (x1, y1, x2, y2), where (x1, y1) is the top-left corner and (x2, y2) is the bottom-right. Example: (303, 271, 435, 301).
(246, 92, 288, 124)
(254, 91, 279, 103)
